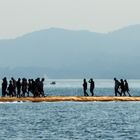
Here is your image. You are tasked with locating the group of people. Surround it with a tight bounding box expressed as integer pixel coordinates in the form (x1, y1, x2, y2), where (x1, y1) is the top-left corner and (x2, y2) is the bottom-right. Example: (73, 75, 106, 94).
(83, 78, 95, 96)
(1, 77, 131, 97)
(114, 78, 131, 96)
(83, 78, 131, 97)
(1, 77, 45, 97)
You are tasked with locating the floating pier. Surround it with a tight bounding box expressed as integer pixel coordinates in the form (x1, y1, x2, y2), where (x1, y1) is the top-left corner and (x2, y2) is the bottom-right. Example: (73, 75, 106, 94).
(0, 96, 140, 102)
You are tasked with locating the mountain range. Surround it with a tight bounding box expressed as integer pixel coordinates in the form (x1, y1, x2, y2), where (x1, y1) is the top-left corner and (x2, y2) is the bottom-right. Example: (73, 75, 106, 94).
(0, 25, 140, 79)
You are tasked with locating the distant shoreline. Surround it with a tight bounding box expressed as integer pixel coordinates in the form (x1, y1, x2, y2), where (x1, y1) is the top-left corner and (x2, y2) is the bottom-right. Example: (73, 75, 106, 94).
(0, 96, 140, 102)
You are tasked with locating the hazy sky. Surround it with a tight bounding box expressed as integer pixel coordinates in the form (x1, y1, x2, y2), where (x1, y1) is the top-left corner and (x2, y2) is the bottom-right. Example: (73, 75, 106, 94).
(0, 0, 140, 38)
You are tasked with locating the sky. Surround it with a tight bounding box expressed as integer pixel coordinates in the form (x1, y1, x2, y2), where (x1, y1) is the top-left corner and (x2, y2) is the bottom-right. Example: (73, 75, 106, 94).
(0, 0, 140, 38)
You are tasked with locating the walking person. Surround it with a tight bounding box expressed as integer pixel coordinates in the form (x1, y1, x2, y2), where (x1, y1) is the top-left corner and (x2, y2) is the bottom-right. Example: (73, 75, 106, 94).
(120, 79, 126, 96)
(114, 78, 121, 96)
(124, 80, 131, 97)
(39, 78, 45, 97)
(27, 79, 32, 97)
(22, 78, 27, 97)
(88, 78, 95, 96)
(11, 77, 17, 97)
(83, 79, 89, 96)
(8, 80, 14, 97)
(16, 78, 21, 98)
(2, 77, 8, 97)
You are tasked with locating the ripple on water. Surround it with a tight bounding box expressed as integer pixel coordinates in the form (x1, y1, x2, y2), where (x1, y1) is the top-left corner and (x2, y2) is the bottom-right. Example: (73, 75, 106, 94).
(0, 102, 140, 139)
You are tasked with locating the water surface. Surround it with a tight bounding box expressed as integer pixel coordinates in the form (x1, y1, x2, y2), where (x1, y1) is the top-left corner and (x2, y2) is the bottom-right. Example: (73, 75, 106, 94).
(0, 102, 140, 140)
(0, 79, 140, 139)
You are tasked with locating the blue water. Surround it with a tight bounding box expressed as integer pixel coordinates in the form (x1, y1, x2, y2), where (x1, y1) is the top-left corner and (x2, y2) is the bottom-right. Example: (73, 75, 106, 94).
(0, 79, 140, 139)
(0, 102, 140, 140)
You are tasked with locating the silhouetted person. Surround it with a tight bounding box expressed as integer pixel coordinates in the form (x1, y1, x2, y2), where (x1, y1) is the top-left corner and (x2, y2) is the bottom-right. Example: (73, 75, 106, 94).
(16, 78, 21, 98)
(27, 79, 32, 97)
(8, 80, 14, 97)
(83, 79, 88, 96)
(120, 79, 126, 96)
(22, 78, 27, 97)
(31, 79, 36, 97)
(11, 77, 16, 96)
(89, 78, 95, 96)
(2, 77, 8, 97)
(39, 78, 45, 97)
(34, 78, 40, 97)
(124, 80, 131, 97)
(114, 78, 121, 96)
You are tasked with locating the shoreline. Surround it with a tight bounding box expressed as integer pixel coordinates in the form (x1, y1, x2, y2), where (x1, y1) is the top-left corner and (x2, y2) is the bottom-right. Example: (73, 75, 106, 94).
(0, 96, 140, 102)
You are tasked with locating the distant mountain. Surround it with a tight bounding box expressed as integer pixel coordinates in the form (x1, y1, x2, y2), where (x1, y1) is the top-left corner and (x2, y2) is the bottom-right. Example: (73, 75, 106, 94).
(0, 25, 140, 79)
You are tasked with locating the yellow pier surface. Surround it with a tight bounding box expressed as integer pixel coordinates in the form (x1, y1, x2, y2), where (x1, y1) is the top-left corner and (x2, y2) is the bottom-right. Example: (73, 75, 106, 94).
(0, 96, 140, 102)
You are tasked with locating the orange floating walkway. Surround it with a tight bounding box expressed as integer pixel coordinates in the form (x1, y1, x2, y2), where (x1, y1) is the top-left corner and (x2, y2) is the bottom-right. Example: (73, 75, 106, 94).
(0, 96, 140, 102)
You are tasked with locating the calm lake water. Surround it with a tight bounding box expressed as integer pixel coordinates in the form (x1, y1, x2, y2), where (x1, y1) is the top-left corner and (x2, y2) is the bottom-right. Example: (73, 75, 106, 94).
(0, 79, 140, 139)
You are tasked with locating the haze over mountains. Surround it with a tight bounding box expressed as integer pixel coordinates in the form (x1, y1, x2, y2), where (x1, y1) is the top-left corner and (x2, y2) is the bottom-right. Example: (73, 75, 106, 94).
(0, 25, 140, 79)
